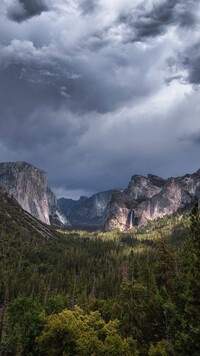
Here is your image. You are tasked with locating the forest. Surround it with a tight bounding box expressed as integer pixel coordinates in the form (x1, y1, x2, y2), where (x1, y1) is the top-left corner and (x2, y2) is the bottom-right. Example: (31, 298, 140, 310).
(0, 192, 200, 355)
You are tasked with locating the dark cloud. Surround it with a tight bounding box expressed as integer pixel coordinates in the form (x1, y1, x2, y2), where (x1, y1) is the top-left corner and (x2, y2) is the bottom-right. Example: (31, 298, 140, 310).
(118, 0, 197, 43)
(133, 0, 176, 39)
(0, 36, 157, 114)
(0, 0, 200, 198)
(190, 134, 200, 145)
(165, 74, 183, 85)
(182, 131, 200, 145)
(176, 2, 197, 27)
(8, 0, 49, 22)
(182, 44, 200, 84)
(0, 63, 89, 150)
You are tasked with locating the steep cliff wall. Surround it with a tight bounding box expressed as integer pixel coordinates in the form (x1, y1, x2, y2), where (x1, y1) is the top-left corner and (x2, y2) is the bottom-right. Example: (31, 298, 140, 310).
(0, 161, 69, 226)
(47, 187, 70, 227)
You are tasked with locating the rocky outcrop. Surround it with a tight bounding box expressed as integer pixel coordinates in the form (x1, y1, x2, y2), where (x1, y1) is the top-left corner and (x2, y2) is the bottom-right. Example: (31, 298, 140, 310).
(47, 187, 70, 227)
(105, 174, 166, 230)
(0, 161, 69, 226)
(105, 170, 200, 231)
(125, 174, 166, 201)
(58, 196, 88, 217)
(59, 190, 118, 229)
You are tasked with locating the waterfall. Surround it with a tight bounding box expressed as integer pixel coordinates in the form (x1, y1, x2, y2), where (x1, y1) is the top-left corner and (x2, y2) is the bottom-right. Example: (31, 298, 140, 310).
(129, 210, 133, 229)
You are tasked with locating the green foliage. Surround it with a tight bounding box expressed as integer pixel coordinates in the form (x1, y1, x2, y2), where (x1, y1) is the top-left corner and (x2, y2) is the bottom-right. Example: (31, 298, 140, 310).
(36, 306, 136, 356)
(44, 294, 68, 315)
(2, 296, 42, 355)
(148, 340, 172, 355)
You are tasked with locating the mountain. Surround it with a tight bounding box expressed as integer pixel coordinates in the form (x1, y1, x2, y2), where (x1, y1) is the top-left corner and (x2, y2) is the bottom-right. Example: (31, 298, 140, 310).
(59, 190, 119, 229)
(58, 196, 88, 216)
(105, 170, 200, 230)
(2, 161, 199, 231)
(0, 161, 69, 227)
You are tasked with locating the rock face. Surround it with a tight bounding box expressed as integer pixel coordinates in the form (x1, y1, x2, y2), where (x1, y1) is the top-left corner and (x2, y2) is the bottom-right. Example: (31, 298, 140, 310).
(47, 187, 70, 227)
(58, 196, 88, 217)
(0, 161, 69, 226)
(105, 170, 200, 231)
(59, 190, 118, 229)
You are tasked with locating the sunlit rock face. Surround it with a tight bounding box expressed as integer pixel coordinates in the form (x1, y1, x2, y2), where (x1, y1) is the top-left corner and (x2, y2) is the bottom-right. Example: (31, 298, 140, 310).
(105, 174, 165, 231)
(0, 161, 69, 226)
(104, 193, 130, 231)
(125, 174, 166, 201)
(47, 186, 70, 227)
(105, 170, 200, 231)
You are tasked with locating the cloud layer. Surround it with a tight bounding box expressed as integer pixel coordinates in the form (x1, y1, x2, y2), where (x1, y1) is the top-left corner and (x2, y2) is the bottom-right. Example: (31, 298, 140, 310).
(0, 0, 200, 198)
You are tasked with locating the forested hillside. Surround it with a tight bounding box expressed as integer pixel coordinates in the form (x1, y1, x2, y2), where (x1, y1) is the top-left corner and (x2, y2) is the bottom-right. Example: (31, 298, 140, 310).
(0, 190, 199, 355)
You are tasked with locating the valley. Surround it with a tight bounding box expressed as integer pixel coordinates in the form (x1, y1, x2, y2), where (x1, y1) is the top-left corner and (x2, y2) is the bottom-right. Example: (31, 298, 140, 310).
(0, 162, 200, 355)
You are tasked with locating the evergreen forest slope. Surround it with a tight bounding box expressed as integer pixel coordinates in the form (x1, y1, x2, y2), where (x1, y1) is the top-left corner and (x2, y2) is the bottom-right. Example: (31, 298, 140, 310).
(0, 189, 200, 355)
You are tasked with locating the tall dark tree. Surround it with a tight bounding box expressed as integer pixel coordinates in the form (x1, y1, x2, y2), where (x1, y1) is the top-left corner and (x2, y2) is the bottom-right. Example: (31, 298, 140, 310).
(175, 202, 200, 355)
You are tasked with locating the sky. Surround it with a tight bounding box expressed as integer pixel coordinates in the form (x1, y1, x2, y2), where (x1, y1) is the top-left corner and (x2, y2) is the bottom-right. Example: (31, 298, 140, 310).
(0, 0, 200, 199)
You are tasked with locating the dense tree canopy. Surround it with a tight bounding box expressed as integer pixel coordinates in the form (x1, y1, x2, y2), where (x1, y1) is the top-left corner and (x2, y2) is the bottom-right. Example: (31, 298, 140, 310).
(0, 196, 199, 355)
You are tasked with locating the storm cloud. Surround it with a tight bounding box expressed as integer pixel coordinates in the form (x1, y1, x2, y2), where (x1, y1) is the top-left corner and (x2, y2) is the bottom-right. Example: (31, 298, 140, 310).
(7, 0, 49, 22)
(117, 0, 197, 42)
(0, 0, 200, 198)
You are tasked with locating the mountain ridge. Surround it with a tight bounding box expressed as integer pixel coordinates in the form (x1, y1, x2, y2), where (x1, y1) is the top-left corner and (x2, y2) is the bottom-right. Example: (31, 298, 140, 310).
(1, 160, 200, 231)
(105, 169, 200, 230)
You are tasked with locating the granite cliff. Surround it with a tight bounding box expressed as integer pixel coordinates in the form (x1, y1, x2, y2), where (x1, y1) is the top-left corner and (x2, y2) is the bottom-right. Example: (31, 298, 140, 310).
(0, 161, 69, 226)
(105, 170, 200, 231)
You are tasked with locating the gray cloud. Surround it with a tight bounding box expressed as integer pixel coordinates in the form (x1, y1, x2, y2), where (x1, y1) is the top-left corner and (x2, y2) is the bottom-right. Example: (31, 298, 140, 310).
(117, 0, 197, 43)
(182, 44, 200, 84)
(120, 1, 176, 40)
(8, 0, 49, 22)
(78, 0, 99, 15)
(181, 130, 200, 145)
(189, 134, 200, 145)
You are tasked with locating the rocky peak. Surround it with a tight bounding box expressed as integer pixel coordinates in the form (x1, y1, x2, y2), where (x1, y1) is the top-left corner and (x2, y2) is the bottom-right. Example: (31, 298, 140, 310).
(125, 173, 164, 201)
(79, 196, 88, 202)
(147, 174, 166, 187)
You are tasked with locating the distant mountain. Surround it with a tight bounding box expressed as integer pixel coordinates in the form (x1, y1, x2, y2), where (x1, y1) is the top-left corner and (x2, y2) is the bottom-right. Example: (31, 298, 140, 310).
(59, 190, 119, 229)
(105, 170, 200, 231)
(58, 196, 88, 216)
(0, 161, 70, 227)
